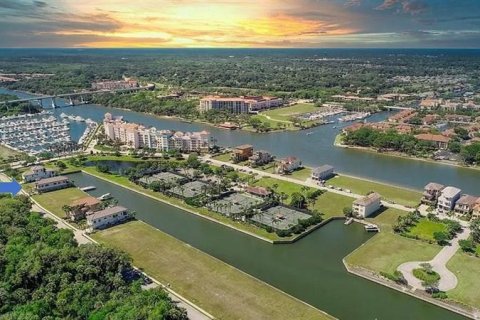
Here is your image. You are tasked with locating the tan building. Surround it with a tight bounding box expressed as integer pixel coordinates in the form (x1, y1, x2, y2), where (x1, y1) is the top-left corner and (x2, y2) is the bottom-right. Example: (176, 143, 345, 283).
(421, 182, 445, 205)
(414, 134, 450, 150)
(276, 157, 302, 174)
(454, 195, 479, 217)
(199, 96, 283, 114)
(352, 193, 381, 218)
(103, 113, 209, 152)
(232, 144, 254, 162)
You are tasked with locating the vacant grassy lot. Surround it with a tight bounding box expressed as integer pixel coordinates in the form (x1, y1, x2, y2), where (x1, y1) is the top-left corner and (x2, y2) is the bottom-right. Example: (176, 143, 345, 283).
(406, 219, 448, 242)
(211, 152, 231, 162)
(92, 221, 332, 320)
(32, 187, 88, 218)
(345, 231, 441, 275)
(253, 176, 352, 219)
(290, 167, 313, 181)
(262, 103, 318, 122)
(326, 175, 422, 207)
(447, 252, 480, 310)
(0, 145, 20, 159)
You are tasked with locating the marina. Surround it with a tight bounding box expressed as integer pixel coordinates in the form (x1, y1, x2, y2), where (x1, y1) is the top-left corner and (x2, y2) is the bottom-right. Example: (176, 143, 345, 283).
(0, 111, 71, 155)
(338, 112, 371, 122)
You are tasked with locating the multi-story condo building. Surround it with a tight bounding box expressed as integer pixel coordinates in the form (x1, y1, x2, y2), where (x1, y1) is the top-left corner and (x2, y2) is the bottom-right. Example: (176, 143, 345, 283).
(437, 186, 462, 214)
(103, 113, 210, 152)
(199, 96, 283, 114)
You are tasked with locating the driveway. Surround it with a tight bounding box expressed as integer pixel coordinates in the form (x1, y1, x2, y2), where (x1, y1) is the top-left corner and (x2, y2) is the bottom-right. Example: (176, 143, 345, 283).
(398, 227, 471, 292)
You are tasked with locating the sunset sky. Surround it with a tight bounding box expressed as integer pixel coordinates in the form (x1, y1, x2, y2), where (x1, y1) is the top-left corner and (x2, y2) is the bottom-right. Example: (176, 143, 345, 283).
(1, 0, 479, 48)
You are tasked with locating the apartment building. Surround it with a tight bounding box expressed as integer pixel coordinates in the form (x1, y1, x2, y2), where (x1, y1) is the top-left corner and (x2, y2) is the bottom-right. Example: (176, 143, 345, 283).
(22, 165, 56, 183)
(103, 113, 209, 152)
(352, 193, 382, 218)
(199, 96, 283, 114)
(437, 186, 462, 214)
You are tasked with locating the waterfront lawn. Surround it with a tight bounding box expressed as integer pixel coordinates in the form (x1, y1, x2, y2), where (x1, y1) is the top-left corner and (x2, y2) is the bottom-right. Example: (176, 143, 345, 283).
(290, 167, 313, 181)
(262, 103, 318, 122)
(326, 175, 422, 207)
(0, 144, 20, 160)
(253, 176, 351, 219)
(92, 221, 333, 320)
(212, 153, 232, 162)
(406, 219, 448, 242)
(345, 231, 441, 275)
(32, 187, 88, 218)
(447, 252, 480, 310)
(82, 167, 285, 241)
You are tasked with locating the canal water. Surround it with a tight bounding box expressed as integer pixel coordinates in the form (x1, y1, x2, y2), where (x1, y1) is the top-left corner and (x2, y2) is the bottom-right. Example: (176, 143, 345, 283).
(70, 171, 465, 320)
(2, 87, 479, 194)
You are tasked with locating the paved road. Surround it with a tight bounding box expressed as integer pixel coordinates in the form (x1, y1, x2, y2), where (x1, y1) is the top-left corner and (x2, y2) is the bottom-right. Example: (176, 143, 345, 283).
(0, 173, 212, 320)
(203, 155, 415, 213)
(398, 227, 471, 292)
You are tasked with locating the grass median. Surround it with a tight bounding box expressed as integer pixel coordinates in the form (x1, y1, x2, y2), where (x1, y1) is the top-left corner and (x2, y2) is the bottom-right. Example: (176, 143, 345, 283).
(92, 221, 333, 320)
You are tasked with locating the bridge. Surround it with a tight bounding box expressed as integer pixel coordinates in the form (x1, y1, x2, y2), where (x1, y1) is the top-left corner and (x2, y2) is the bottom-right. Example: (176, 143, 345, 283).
(0, 84, 155, 108)
(384, 106, 415, 111)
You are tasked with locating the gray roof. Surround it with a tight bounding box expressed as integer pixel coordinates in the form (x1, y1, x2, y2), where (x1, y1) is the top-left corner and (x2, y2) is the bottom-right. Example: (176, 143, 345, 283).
(313, 165, 334, 174)
(87, 206, 128, 221)
(354, 192, 381, 206)
(36, 176, 69, 185)
(441, 186, 462, 198)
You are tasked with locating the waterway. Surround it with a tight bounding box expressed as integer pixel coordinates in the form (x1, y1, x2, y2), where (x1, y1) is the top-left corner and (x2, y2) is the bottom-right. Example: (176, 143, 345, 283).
(2, 87, 480, 194)
(70, 171, 465, 320)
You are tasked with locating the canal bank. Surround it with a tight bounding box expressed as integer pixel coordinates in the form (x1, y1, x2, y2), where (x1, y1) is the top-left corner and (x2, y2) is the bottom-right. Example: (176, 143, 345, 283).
(1, 87, 480, 194)
(68, 171, 467, 320)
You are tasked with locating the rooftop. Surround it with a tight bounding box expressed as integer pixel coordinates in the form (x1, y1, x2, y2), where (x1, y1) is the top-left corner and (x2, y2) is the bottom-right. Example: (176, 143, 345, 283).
(354, 192, 381, 206)
(87, 206, 128, 221)
(313, 165, 334, 174)
(456, 195, 478, 206)
(71, 196, 101, 207)
(415, 133, 450, 143)
(235, 144, 253, 151)
(35, 176, 69, 185)
(424, 182, 445, 191)
(440, 186, 462, 198)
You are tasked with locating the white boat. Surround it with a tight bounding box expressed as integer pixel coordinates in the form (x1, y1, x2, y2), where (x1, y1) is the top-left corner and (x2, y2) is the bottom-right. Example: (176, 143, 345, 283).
(98, 193, 112, 200)
(306, 132, 314, 136)
(344, 218, 353, 225)
(60, 113, 68, 118)
(80, 186, 96, 191)
(364, 224, 380, 232)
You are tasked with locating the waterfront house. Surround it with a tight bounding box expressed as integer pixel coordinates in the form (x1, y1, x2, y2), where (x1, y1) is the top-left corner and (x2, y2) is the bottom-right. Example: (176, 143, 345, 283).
(249, 150, 274, 166)
(22, 165, 56, 183)
(69, 196, 102, 221)
(276, 157, 302, 174)
(232, 144, 254, 162)
(245, 186, 272, 198)
(352, 193, 381, 218)
(421, 182, 445, 205)
(473, 199, 480, 219)
(414, 134, 450, 150)
(35, 176, 71, 193)
(311, 165, 335, 181)
(437, 186, 462, 214)
(454, 195, 479, 217)
(86, 206, 130, 230)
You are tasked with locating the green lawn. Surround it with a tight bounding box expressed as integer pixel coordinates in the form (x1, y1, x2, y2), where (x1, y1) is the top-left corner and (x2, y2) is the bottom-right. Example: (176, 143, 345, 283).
(92, 221, 333, 320)
(290, 167, 313, 181)
(212, 153, 232, 162)
(447, 252, 480, 310)
(253, 176, 352, 219)
(262, 103, 318, 122)
(406, 219, 448, 242)
(326, 175, 422, 207)
(345, 232, 441, 275)
(31, 187, 88, 218)
(0, 145, 20, 159)
(366, 207, 406, 232)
